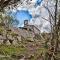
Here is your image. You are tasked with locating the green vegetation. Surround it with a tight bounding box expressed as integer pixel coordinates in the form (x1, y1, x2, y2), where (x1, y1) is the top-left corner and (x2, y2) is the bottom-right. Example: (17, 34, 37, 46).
(10, 32, 18, 37)
(0, 41, 48, 60)
(0, 0, 60, 60)
(0, 27, 4, 35)
(0, 44, 27, 60)
(0, 45, 26, 56)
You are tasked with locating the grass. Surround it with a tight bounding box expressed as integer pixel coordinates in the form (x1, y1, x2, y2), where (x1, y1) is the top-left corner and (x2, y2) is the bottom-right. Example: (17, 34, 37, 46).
(0, 44, 27, 56)
(0, 41, 47, 60)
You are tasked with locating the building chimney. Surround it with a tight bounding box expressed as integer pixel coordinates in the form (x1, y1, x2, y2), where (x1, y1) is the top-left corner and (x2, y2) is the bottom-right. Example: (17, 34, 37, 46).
(24, 20, 28, 27)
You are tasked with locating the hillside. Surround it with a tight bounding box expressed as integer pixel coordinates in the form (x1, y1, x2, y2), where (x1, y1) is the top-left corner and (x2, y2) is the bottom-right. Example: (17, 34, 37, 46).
(0, 25, 60, 60)
(0, 26, 45, 60)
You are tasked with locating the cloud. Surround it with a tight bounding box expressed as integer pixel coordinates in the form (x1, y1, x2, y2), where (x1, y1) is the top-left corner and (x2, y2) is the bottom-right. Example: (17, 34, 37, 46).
(8, 0, 55, 32)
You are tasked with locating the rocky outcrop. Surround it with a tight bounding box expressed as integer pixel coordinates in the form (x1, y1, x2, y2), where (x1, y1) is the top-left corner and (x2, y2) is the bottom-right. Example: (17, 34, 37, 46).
(0, 27, 35, 45)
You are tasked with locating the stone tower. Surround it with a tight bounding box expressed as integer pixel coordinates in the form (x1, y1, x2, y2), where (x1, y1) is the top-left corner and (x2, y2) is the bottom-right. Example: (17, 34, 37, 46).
(24, 20, 28, 27)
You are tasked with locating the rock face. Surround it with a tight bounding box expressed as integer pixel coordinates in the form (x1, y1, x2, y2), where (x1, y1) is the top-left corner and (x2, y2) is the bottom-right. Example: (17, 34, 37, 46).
(0, 20, 40, 45)
(0, 19, 41, 45)
(0, 27, 36, 45)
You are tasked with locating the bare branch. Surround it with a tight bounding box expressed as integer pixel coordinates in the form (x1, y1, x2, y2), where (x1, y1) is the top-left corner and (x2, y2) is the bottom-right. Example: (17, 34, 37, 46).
(43, 5, 55, 21)
(41, 16, 53, 25)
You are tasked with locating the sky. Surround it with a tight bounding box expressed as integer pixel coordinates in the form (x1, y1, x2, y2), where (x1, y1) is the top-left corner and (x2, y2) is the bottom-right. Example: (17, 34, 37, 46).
(9, 0, 55, 32)
(15, 10, 32, 27)
(9, 0, 43, 27)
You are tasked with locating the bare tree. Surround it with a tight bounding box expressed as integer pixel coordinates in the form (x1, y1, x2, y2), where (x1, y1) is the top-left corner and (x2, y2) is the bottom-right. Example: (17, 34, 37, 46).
(0, 0, 21, 11)
(42, 0, 60, 60)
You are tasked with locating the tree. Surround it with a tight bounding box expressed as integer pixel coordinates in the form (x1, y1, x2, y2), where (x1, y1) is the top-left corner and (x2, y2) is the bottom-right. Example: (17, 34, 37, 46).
(0, 0, 20, 11)
(42, 0, 60, 60)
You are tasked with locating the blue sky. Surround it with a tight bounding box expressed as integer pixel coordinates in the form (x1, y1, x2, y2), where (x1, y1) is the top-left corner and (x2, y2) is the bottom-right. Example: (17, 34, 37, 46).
(15, 10, 32, 27)
(35, 0, 43, 7)
(9, 10, 32, 27)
